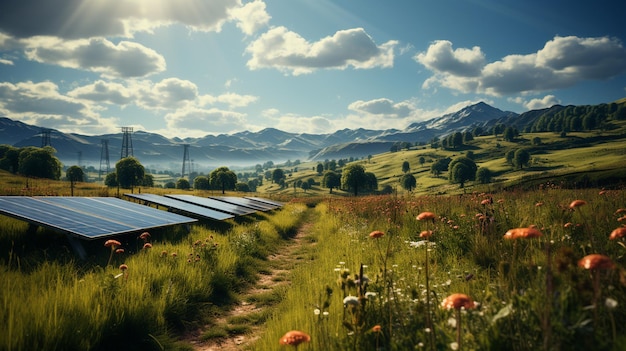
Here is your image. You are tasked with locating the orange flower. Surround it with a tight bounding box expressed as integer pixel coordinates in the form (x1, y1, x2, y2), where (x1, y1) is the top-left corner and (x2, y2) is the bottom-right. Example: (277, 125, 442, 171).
(139, 232, 151, 241)
(369, 230, 385, 239)
(143, 243, 153, 249)
(371, 325, 382, 333)
(115, 248, 125, 254)
(535, 202, 544, 207)
(419, 230, 433, 239)
(569, 199, 587, 209)
(480, 199, 492, 205)
(578, 254, 615, 270)
(441, 293, 475, 310)
(104, 239, 121, 248)
(610, 227, 626, 240)
(416, 211, 436, 221)
(279, 330, 311, 346)
(503, 227, 543, 239)
(119, 264, 128, 271)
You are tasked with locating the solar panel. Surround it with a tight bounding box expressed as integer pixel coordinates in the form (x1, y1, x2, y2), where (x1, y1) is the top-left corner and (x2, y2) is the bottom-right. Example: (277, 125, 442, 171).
(209, 196, 276, 211)
(244, 197, 284, 208)
(165, 194, 256, 216)
(124, 193, 234, 221)
(0, 196, 196, 240)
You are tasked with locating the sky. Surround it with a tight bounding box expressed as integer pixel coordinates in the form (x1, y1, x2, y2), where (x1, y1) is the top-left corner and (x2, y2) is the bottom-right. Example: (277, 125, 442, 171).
(1, 0, 625, 139)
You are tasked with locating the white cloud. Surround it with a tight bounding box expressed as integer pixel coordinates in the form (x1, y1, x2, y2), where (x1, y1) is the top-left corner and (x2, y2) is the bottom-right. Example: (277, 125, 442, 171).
(246, 26, 397, 75)
(417, 35, 626, 96)
(0, 0, 262, 39)
(24, 37, 166, 78)
(415, 40, 485, 77)
(261, 109, 333, 134)
(522, 95, 561, 110)
(68, 80, 134, 105)
(348, 98, 413, 118)
(164, 107, 248, 136)
(0, 81, 119, 134)
(0, 58, 13, 65)
(200, 92, 259, 109)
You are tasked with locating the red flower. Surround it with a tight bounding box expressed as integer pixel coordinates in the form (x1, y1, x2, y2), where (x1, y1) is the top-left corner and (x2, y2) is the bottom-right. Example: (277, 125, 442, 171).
(143, 243, 153, 249)
(139, 232, 151, 241)
(115, 248, 125, 254)
(369, 230, 385, 239)
(371, 325, 382, 333)
(569, 199, 587, 209)
(578, 254, 615, 270)
(441, 293, 475, 310)
(416, 212, 436, 221)
(503, 227, 543, 240)
(104, 239, 121, 248)
(610, 227, 626, 240)
(279, 330, 311, 346)
(119, 264, 128, 271)
(419, 230, 433, 238)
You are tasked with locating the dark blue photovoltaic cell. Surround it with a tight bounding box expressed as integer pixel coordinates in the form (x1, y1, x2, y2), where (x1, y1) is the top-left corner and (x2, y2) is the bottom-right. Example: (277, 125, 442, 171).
(244, 197, 284, 208)
(0, 196, 196, 239)
(124, 193, 234, 221)
(209, 196, 276, 211)
(165, 194, 255, 216)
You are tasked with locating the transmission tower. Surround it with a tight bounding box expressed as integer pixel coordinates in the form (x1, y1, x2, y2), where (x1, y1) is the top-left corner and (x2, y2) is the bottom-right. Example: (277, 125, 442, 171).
(99, 139, 110, 180)
(120, 127, 134, 159)
(41, 128, 51, 147)
(181, 144, 191, 178)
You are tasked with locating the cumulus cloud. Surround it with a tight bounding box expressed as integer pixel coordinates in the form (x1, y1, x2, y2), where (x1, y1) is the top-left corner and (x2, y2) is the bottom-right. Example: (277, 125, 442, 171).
(521, 95, 561, 110)
(348, 98, 413, 118)
(23, 37, 166, 78)
(0, 0, 265, 39)
(68, 80, 134, 105)
(261, 109, 333, 134)
(246, 26, 397, 75)
(164, 107, 248, 136)
(416, 35, 626, 96)
(0, 81, 118, 134)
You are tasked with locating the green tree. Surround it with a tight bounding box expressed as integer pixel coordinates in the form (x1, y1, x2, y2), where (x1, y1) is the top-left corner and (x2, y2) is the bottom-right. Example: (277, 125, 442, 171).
(400, 173, 417, 192)
(141, 174, 154, 187)
(418, 156, 426, 167)
(104, 172, 118, 187)
(364, 172, 378, 192)
(430, 157, 451, 176)
(176, 178, 190, 190)
(505, 150, 515, 165)
(115, 157, 145, 190)
(514, 149, 531, 169)
(301, 181, 310, 192)
(450, 132, 464, 149)
(402, 161, 410, 173)
(448, 157, 477, 188)
(66, 165, 84, 196)
(322, 170, 341, 194)
(341, 164, 367, 196)
(0, 145, 20, 173)
(18, 146, 62, 180)
(476, 167, 492, 184)
(271, 168, 285, 185)
(503, 127, 516, 141)
(235, 182, 250, 192)
(316, 163, 324, 174)
(193, 175, 210, 190)
(209, 166, 237, 194)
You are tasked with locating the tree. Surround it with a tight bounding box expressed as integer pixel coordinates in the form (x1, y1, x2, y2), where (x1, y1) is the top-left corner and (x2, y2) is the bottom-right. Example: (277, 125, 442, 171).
(400, 173, 417, 192)
(271, 168, 285, 185)
(115, 157, 145, 190)
(364, 172, 378, 192)
(430, 157, 451, 176)
(194, 175, 210, 190)
(141, 174, 154, 187)
(322, 171, 341, 194)
(316, 163, 324, 174)
(104, 172, 118, 187)
(0, 145, 20, 173)
(176, 178, 190, 190)
(18, 146, 62, 180)
(209, 166, 237, 194)
(448, 157, 477, 188)
(514, 149, 531, 169)
(418, 156, 426, 167)
(503, 127, 516, 141)
(235, 182, 250, 192)
(402, 161, 410, 173)
(476, 167, 492, 184)
(450, 132, 464, 149)
(505, 150, 515, 165)
(341, 164, 367, 196)
(301, 181, 311, 192)
(66, 165, 84, 196)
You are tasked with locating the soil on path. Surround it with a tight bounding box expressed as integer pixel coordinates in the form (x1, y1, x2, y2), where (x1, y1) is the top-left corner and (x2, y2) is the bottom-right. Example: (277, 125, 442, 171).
(184, 218, 315, 351)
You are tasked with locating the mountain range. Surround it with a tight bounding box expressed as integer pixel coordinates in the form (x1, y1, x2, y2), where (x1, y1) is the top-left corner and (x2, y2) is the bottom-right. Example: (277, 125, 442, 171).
(0, 100, 619, 171)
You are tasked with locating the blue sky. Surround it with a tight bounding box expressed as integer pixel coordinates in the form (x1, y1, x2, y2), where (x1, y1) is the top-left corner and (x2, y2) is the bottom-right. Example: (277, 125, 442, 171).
(1, 0, 625, 138)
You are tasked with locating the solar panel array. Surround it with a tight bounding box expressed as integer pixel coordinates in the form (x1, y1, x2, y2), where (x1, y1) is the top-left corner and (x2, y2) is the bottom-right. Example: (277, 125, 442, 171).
(210, 196, 278, 211)
(125, 193, 234, 221)
(0, 196, 196, 240)
(165, 194, 257, 216)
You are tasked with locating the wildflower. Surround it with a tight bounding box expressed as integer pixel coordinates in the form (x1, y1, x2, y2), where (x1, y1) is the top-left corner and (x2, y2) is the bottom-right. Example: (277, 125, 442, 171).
(104, 239, 121, 248)
(578, 254, 614, 270)
(371, 325, 382, 333)
(535, 202, 544, 207)
(417, 211, 437, 221)
(369, 230, 385, 239)
(139, 232, 151, 241)
(171, 252, 177, 257)
(161, 250, 168, 257)
(609, 227, 626, 240)
(279, 330, 310, 347)
(450, 342, 459, 350)
(441, 293, 475, 310)
(419, 230, 433, 239)
(343, 296, 359, 307)
(115, 248, 125, 254)
(503, 227, 543, 239)
(314, 308, 321, 315)
(119, 264, 128, 271)
(564, 222, 573, 228)
(143, 243, 153, 249)
(569, 199, 587, 209)
(605, 297, 618, 309)
(480, 199, 492, 205)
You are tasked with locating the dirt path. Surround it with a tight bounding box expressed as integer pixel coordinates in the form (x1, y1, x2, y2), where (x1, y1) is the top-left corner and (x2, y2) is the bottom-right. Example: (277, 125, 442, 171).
(185, 218, 315, 351)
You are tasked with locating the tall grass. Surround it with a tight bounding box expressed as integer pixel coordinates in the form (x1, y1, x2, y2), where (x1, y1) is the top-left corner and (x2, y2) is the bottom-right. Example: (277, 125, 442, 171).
(0, 202, 307, 351)
(253, 188, 626, 350)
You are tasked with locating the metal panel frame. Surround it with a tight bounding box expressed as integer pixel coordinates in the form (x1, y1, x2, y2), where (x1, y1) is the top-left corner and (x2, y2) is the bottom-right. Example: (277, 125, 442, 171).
(124, 193, 234, 221)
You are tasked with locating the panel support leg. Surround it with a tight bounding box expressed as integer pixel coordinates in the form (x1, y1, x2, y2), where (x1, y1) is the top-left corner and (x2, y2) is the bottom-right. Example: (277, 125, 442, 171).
(65, 234, 87, 260)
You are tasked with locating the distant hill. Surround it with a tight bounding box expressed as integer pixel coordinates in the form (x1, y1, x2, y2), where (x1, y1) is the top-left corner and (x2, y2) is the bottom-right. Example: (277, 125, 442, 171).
(1, 98, 624, 170)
